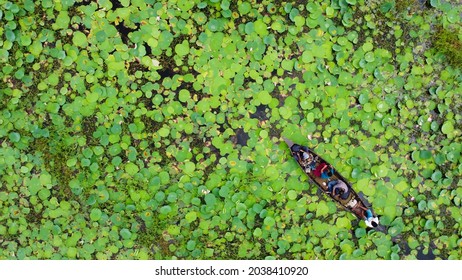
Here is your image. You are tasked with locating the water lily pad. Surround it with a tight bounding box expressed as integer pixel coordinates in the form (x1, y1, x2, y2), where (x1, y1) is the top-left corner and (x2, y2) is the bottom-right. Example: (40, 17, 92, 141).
(9, 132, 20, 143)
(159, 205, 172, 215)
(441, 121, 454, 135)
(204, 193, 216, 206)
(264, 216, 275, 227)
(362, 42, 373, 52)
(72, 31, 88, 48)
(430, 0, 440, 7)
(26, 177, 41, 196)
(336, 217, 351, 229)
(431, 170, 442, 182)
(238, 1, 251, 15)
(365, 52, 375, 62)
(184, 161, 196, 175)
(257, 90, 272, 105)
(418, 200, 427, 211)
(373, 164, 389, 178)
(380, 1, 394, 13)
(29, 41, 43, 57)
(287, 190, 297, 200)
(0, 0, 460, 261)
(125, 162, 139, 176)
(54, 11, 70, 30)
(420, 150, 432, 160)
(447, 150, 460, 162)
(316, 201, 329, 217)
(335, 98, 348, 111)
(90, 208, 102, 221)
(97, 189, 110, 204)
(394, 180, 409, 193)
(446, 9, 459, 23)
(175, 40, 190, 57)
(120, 228, 132, 240)
(185, 211, 197, 223)
(254, 19, 268, 37)
(0, 49, 9, 62)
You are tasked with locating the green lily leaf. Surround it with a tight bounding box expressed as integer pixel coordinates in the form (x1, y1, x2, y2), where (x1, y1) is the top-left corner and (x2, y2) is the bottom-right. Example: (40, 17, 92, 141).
(125, 162, 139, 176)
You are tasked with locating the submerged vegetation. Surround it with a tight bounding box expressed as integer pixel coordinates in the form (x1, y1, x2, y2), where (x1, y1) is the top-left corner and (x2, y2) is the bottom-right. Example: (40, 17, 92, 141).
(0, 0, 461, 259)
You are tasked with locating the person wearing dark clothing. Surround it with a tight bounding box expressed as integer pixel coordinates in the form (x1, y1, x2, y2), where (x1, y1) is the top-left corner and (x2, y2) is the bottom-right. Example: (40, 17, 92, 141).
(327, 180, 350, 200)
(292, 145, 313, 167)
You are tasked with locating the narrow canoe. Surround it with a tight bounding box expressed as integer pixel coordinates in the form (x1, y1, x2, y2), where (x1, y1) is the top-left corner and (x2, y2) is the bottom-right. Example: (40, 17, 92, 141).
(284, 138, 380, 229)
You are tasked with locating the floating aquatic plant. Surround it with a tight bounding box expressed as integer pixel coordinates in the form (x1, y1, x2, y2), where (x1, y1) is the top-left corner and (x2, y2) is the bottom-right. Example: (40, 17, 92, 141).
(0, 0, 460, 261)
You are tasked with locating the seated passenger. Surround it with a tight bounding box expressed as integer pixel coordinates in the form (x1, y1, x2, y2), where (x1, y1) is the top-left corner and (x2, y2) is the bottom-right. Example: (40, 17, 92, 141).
(327, 180, 337, 192)
(313, 162, 333, 179)
(328, 180, 350, 200)
(365, 209, 373, 219)
(365, 211, 379, 228)
(351, 203, 378, 228)
(291, 145, 302, 162)
(350, 200, 366, 219)
(292, 145, 314, 167)
(304, 160, 317, 173)
(308, 160, 316, 170)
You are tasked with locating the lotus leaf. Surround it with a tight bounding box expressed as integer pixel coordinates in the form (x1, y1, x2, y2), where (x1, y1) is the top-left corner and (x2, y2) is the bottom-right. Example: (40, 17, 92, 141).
(263, 216, 275, 228)
(287, 190, 297, 200)
(315, 201, 329, 217)
(185, 211, 197, 223)
(183, 162, 195, 175)
(336, 217, 351, 229)
(72, 31, 88, 48)
(418, 201, 427, 211)
(373, 164, 389, 178)
(90, 208, 102, 221)
(431, 170, 442, 182)
(254, 19, 268, 37)
(159, 205, 172, 215)
(120, 229, 132, 240)
(257, 90, 272, 105)
(96, 188, 110, 203)
(8, 132, 21, 143)
(441, 121, 454, 135)
(54, 11, 70, 30)
(175, 40, 190, 57)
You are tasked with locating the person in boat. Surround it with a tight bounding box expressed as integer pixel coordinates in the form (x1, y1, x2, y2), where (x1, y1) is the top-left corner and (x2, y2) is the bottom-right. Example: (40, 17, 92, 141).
(350, 200, 368, 218)
(291, 145, 315, 168)
(327, 180, 350, 200)
(313, 162, 333, 179)
(349, 200, 379, 227)
(364, 209, 379, 228)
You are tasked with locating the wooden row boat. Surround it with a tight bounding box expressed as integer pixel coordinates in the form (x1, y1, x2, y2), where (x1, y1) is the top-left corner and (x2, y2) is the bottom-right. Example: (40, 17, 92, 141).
(284, 138, 381, 229)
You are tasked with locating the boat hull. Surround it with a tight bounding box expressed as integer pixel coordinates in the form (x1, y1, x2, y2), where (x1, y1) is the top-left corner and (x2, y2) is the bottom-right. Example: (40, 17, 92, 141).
(284, 138, 380, 228)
